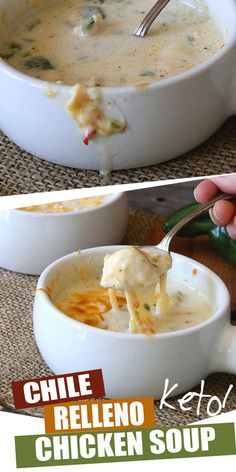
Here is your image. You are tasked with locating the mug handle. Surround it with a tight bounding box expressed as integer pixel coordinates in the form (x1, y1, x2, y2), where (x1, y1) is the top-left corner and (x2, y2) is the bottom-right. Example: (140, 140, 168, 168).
(212, 324, 236, 374)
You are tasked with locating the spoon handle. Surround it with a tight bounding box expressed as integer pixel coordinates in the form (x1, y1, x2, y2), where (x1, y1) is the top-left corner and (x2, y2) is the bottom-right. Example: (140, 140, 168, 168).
(133, 0, 171, 37)
(157, 192, 235, 252)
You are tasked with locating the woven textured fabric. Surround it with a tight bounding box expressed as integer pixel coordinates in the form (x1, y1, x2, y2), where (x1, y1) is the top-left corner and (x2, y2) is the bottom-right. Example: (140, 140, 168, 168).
(1, 116, 236, 196)
(0, 209, 235, 424)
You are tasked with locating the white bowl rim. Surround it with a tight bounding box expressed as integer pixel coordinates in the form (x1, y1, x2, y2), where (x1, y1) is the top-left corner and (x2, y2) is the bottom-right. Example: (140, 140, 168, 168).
(0, 0, 236, 95)
(35, 248, 231, 340)
(11, 192, 125, 217)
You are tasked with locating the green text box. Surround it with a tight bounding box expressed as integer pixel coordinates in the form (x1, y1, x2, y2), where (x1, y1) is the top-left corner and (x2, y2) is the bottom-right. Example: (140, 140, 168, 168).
(15, 423, 236, 468)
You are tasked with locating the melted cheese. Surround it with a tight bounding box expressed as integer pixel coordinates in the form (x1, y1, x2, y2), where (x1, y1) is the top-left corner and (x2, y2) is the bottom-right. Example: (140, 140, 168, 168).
(68, 84, 125, 144)
(55, 282, 126, 327)
(100, 247, 172, 334)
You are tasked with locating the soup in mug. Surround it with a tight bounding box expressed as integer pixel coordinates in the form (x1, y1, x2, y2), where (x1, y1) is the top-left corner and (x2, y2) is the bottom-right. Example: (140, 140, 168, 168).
(53, 247, 213, 335)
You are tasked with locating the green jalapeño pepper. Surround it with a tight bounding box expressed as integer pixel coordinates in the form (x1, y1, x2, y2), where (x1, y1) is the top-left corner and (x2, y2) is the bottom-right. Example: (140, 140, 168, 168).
(209, 226, 236, 265)
(163, 202, 236, 265)
(163, 202, 215, 237)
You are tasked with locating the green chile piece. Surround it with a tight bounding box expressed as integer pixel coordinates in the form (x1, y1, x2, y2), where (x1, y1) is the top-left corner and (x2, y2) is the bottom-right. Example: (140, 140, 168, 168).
(23, 57, 55, 70)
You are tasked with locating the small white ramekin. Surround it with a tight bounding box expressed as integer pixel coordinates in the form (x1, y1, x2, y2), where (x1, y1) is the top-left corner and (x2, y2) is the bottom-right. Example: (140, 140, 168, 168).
(0, 194, 128, 275)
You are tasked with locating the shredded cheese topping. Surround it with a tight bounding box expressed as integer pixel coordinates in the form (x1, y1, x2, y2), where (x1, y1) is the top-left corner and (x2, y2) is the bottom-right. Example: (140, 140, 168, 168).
(18, 196, 107, 213)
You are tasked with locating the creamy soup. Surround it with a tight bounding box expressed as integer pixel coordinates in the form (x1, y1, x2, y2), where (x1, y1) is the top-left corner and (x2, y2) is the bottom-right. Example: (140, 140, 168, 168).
(18, 196, 107, 213)
(1, 0, 225, 87)
(54, 275, 213, 334)
(53, 247, 213, 335)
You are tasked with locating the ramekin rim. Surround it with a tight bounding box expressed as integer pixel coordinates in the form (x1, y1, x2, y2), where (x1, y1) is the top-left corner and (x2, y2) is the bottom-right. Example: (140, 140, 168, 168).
(10, 192, 125, 217)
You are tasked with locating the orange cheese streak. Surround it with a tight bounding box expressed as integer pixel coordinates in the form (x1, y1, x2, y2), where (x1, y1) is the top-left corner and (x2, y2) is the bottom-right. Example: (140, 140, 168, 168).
(56, 288, 126, 328)
(18, 197, 106, 213)
(20, 203, 71, 213)
(35, 287, 52, 298)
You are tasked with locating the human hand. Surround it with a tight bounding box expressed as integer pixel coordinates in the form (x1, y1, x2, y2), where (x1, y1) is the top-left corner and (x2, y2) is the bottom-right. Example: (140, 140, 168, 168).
(194, 175, 236, 240)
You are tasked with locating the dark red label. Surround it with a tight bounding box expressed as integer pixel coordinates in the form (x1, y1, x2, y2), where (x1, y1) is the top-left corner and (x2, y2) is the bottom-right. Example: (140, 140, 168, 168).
(12, 369, 105, 409)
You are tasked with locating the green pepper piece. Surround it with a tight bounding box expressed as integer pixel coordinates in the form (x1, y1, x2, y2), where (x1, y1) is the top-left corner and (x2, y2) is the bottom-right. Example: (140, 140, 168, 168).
(139, 71, 156, 77)
(81, 16, 95, 33)
(23, 57, 55, 70)
(208, 226, 236, 265)
(163, 202, 215, 237)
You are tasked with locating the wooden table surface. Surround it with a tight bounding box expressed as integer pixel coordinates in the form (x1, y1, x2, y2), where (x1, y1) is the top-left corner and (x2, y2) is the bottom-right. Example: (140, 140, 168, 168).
(128, 181, 197, 215)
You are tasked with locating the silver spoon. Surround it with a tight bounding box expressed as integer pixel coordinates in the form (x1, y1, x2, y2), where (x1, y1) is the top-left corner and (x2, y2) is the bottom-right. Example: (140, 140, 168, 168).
(156, 192, 234, 253)
(133, 0, 171, 38)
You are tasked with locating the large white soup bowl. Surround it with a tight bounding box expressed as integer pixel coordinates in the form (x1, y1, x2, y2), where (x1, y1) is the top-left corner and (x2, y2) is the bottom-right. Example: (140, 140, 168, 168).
(1, 0, 236, 170)
(33, 246, 236, 399)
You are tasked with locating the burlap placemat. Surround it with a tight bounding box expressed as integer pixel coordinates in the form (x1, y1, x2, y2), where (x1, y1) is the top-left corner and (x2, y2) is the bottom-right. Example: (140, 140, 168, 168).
(1, 116, 236, 196)
(0, 209, 235, 425)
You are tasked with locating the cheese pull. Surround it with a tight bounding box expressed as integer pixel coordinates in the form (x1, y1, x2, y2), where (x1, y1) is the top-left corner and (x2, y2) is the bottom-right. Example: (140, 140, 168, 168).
(100, 247, 172, 334)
